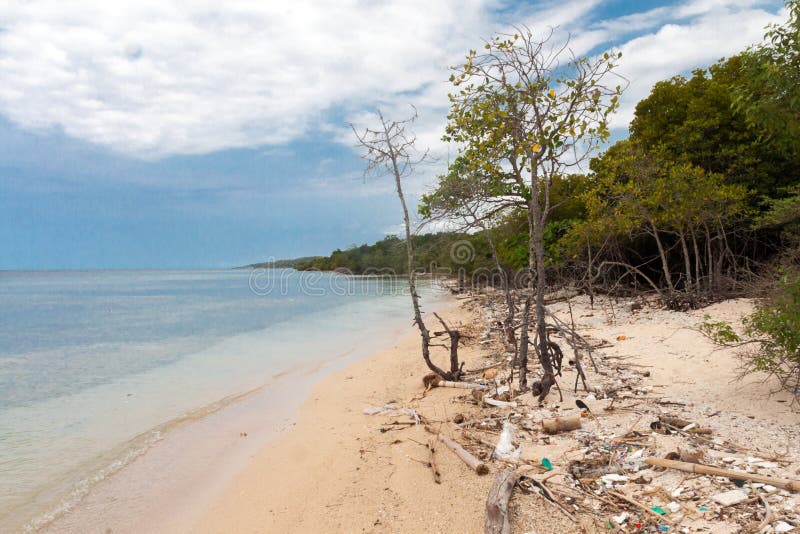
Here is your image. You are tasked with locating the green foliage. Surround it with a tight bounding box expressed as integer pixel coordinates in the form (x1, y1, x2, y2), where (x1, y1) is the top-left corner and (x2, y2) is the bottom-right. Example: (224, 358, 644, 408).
(733, 1, 800, 155)
(630, 57, 800, 199)
(698, 314, 741, 344)
(574, 141, 747, 248)
(742, 272, 800, 391)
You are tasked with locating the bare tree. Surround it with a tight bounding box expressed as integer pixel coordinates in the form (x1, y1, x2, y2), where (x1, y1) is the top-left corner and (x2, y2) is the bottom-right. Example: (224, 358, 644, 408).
(352, 109, 463, 380)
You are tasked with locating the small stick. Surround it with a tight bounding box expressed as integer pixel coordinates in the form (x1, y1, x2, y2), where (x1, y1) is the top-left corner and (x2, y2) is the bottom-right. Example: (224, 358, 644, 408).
(644, 458, 800, 492)
(436, 380, 487, 390)
(755, 492, 773, 532)
(438, 433, 489, 475)
(427, 439, 441, 484)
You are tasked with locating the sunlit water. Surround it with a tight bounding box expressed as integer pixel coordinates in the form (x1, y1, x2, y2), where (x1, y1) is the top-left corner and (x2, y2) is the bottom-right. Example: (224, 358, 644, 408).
(0, 270, 443, 532)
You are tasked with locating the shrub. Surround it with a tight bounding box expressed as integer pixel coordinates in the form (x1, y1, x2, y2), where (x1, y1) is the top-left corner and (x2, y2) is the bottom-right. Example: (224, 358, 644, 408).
(742, 271, 800, 398)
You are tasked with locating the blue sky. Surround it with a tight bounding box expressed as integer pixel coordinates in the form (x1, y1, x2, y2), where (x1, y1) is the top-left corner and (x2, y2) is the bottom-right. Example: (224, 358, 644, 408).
(0, 0, 788, 269)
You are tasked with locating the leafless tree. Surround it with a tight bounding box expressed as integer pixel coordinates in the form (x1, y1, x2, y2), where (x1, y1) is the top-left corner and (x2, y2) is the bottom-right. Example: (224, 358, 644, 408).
(352, 109, 464, 380)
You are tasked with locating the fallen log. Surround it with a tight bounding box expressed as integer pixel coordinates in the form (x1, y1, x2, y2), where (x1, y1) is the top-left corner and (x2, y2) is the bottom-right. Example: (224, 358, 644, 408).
(438, 433, 489, 475)
(485, 468, 517, 534)
(644, 458, 800, 492)
(542, 415, 582, 434)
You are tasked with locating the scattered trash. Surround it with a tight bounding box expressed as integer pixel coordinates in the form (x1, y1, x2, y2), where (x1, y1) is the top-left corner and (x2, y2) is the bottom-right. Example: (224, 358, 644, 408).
(392, 294, 800, 533)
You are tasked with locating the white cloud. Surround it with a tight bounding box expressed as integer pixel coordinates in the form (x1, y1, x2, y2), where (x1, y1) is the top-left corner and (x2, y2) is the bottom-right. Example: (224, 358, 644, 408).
(0, 0, 494, 157)
(0, 0, 788, 159)
(609, 1, 784, 129)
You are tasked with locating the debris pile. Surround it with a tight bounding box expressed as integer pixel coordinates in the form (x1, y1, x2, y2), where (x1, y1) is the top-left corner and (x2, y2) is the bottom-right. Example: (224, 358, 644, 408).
(364, 292, 800, 533)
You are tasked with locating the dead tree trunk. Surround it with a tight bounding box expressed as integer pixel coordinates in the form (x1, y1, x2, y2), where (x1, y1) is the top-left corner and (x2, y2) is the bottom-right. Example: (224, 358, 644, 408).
(352, 111, 461, 381)
(433, 312, 464, 379)
(392, 155, 452, 379)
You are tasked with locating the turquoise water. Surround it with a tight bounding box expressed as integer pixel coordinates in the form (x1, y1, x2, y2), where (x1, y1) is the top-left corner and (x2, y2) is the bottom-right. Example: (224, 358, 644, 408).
(0, 269, 440, 531)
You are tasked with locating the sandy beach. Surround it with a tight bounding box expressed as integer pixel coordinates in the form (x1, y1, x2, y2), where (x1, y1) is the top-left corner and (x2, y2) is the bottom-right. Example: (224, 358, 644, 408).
(192, 294, 800, 533)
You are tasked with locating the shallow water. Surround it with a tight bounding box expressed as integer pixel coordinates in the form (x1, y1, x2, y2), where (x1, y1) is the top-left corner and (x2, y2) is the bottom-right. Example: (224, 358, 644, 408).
(0, 269, 442, 532)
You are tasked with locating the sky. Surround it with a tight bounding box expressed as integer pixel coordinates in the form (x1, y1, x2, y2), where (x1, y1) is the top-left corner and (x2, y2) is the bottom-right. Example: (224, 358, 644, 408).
(0, 0, 789, 269)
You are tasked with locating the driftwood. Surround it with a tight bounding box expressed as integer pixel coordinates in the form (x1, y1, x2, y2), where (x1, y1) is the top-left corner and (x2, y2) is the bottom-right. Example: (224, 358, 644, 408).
(485, 468, 517, 534)
(436, 380, 487, 390)
(438, 433, 489, 475)
(645, 458, 800, 492)
(483, 397, 518, 409)
(541, 415, 582, 434)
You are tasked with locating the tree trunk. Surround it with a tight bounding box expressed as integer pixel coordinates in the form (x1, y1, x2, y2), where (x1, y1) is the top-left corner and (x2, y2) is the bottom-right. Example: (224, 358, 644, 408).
(690, 227, 701, 294)
(650, 221, 675, 293)
(704, 223, 714, 291)
(391, 154, 451, 380)
(678, 229, 693, 293)
(530, 182, 556, 402)
(482, 226, 516, 349)
(518, 296, 531, 389)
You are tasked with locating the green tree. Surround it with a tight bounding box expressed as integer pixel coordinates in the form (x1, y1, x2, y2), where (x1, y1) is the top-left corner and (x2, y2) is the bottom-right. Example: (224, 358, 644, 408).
(571, 141, 747, 306)
(734, 0, 800, 155)
(444, 27, 622, 397)
(630, 58, 799, 198)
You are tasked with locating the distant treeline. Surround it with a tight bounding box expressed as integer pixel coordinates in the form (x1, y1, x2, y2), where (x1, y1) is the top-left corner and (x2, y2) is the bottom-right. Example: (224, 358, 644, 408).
(291, 233, 506, 275)
(243, 256, 323, 269)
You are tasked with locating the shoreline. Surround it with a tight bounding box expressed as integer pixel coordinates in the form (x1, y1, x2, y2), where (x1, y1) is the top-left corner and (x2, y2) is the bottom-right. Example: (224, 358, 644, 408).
(194, 298, 491, 533)
(38, 294, 447, 534)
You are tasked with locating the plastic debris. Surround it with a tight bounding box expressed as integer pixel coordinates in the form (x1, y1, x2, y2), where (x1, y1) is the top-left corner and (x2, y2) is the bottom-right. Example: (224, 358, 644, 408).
(601, 473, 628, 486)
(541, 457, 553, 471)
(650, 505, 668, 516)
(666, 502, 680, 513)
(712, 489, 750, 506)
(492, 421, 521, 462)
(612, 512, 629, 524)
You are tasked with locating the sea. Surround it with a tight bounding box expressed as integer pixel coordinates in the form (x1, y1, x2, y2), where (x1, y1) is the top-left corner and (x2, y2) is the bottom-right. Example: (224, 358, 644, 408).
(0, 269, 445, 532)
